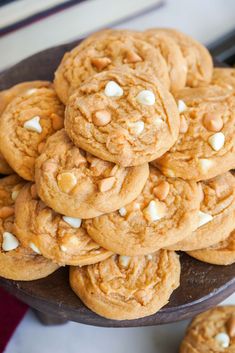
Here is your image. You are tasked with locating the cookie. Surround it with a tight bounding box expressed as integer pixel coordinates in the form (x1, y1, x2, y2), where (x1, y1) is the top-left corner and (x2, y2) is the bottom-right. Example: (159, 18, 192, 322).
(35, 129, 149, 218)
(169, 172, 235, 251)
(153, 28, 213, 87)
(144, 29, 187, 91)
(65, 69, 179, 166)
(0, 175, 59, 280)
(0, 81, 64, 181)
(70, 250, 180, 320)
(85, 167, 199, 255)
(180, 306, 235, 352)
(212, 68, 235, 90)
(187, 230, 235, 265)
(0, 154, 12, 175)
(54, 29, 170, 104)
(0, 81, 51, 175)
(154, 85, 235, 181)
(14, 183, 112, 266)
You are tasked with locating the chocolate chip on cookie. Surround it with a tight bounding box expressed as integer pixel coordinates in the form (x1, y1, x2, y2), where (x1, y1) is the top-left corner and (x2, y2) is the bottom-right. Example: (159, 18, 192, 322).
(70, 250, 180, 320)
(54, 29, 170, 104)
(0, 175, 59, 280)
(65, 69, 179, 166)
(85, 167, 200, 255)
(154, 85, 235, 181)
(35, 129, 149, 218)
(0, 81, 64, 181)
(180, 306, 235, 352)
(14, 183, 113, 266)
(169, 172, 235, 251)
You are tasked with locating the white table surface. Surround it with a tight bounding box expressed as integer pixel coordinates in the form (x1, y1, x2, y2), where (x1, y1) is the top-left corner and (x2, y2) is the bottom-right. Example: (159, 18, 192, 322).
(1, 0, 235, 352)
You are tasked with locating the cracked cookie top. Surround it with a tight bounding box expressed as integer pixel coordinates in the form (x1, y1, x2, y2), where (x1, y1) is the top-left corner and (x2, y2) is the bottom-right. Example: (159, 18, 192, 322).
(0, 81, 64, 180)
(65, 69, 179, 166)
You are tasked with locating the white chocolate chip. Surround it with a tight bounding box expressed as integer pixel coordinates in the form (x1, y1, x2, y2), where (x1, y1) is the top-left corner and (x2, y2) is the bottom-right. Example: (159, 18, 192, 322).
(119, 207, 127, 217)
(208, 132, 225, 151)
(104, 81, 123, 97)
(60, 245, 67, 252)
(11, 190, 20, 201)
(133, 203, 140, 210)
(62, 216, 82, 228)
(199, 159, 213, 173)
(178, 100, 187, 113)
(153, 116, 164, 126)
(119, 255, 131, 267)
(23, 116, 42, 133)
(143, 200, 166, 222)
(2, 232, 19, 251)
(147, 254, 153, 260)
(198, 211, 213, 228)
(129, 121, 145, 135)
(215, 332, 230, 348)
(29, 242, 41, 254)
(163, 168, 175, 178)
(136, 90, 155, 106)
(26, 88, 38, 95)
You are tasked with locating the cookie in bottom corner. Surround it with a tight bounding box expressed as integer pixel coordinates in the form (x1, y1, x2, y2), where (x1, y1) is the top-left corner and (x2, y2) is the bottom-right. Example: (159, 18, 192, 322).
(180, 306, 235, 352)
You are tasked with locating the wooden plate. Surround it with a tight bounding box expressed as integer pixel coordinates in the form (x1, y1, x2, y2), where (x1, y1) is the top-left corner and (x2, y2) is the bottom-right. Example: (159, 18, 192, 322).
(0, 40, 234, 327)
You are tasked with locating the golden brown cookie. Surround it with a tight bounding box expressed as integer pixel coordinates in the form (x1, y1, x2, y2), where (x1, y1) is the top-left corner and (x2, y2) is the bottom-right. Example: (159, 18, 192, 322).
(180, 306, 235, 352)
(154, 85, 235, 181)
(0, 81, 64, 181)
(0, 175, 59, 280)
(212, 68, 235, 90)
(187, 230, 235, 265)
(0, 154, 12, 175)
(70, 250, 180, 320)
(154, 28, 213, 87)
(0, 81, 52, 174)
(35, 129, 149, 218)
(144, 29, 187, 91)
(169, 173, 235, 251)
(85, 167, 199, 255)
(54, 29, 170, 104)
(65, 69, 179, 166)
(14, 183, 112, 266)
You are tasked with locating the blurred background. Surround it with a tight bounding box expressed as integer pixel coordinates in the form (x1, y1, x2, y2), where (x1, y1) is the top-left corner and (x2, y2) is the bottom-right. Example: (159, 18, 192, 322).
(1, 0, 235, 70)
(0, 0, 235, 352)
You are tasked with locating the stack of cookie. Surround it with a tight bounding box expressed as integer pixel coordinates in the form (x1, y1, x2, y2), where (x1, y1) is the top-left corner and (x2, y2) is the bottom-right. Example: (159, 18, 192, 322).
(0, 28, 234, 321)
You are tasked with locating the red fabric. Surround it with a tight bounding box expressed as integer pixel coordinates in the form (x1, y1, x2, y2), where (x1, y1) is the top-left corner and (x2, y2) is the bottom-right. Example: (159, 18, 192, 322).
(0, 288, 28, 353)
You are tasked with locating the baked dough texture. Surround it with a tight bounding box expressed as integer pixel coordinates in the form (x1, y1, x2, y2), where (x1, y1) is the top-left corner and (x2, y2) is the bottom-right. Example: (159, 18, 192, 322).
(0, 175, 59, 280)
(169, 172, 235, 251)
(212, 68, 235, 90)
(187, 230, 235, 265)
(85, 167, 200, 255)
(35, 129, 149, 218)
(54, 29, 170, 104)
(70, 250, 180, 320)
(180, 306, 235, 352)
(65, 69, 179, 166)
(152, 28, 213, 87)
(144, 29, 187, 91)
(155, 85, 235, 181)
(14, 183, 113, 266)
(0, 82, 47, 174)
(0, 81, 64, 181)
